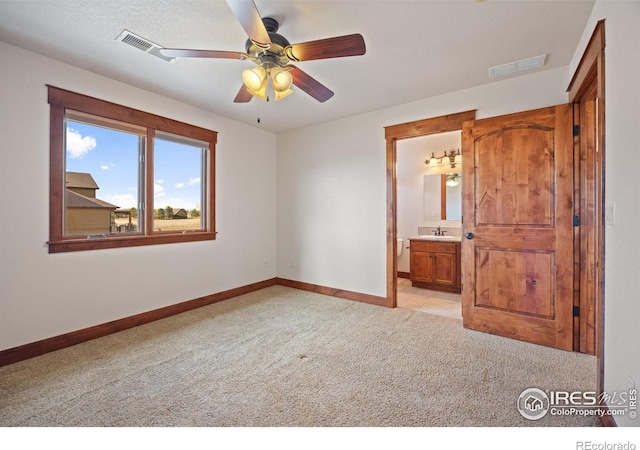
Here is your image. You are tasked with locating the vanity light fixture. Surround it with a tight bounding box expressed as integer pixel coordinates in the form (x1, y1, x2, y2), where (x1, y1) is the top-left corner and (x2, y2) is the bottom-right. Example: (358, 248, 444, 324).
(426, 149, 462, 169)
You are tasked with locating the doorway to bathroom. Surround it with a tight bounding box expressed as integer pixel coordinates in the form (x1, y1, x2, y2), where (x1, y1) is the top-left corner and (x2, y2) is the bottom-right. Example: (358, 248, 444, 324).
(395, 130, 464, 319)
(384, 110, 475, 316)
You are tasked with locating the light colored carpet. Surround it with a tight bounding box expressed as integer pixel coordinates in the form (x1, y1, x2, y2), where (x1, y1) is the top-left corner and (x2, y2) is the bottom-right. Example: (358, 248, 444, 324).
(0, 285, 599, 427)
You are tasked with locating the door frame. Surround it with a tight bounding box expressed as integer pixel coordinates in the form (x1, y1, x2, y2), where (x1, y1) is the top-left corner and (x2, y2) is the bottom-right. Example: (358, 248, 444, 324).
(384, 110, 476, 307)
(567, 20, 606, 397)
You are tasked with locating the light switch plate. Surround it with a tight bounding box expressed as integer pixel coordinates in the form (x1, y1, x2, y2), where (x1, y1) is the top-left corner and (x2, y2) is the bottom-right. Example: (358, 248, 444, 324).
(605, 204, 615, 225)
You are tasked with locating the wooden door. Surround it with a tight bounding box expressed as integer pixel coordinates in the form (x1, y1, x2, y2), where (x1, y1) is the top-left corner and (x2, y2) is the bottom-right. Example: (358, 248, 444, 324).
(461, 104, 574, 351)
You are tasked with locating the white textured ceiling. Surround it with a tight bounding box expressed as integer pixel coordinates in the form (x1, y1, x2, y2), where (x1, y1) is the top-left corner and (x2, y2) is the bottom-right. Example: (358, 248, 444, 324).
(0, 0, 594, 133)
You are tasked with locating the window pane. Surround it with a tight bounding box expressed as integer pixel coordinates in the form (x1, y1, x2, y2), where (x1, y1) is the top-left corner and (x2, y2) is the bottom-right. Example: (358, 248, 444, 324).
(153, 135, 206, 232)
(65, 120, 142, 237)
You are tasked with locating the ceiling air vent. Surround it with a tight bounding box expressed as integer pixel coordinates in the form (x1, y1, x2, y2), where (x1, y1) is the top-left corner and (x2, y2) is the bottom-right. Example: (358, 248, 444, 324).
(489, 54, 546, 78)
(116, 30, 175, 62)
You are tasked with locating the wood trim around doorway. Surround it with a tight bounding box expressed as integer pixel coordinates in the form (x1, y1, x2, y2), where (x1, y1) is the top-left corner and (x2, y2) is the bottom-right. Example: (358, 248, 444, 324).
(384, 110, 476, 307)
(567, 19, 606, 411)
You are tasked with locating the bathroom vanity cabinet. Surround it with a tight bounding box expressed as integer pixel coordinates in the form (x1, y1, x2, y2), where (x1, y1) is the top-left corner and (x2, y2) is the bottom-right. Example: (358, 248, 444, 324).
(409, 239, 461, 293)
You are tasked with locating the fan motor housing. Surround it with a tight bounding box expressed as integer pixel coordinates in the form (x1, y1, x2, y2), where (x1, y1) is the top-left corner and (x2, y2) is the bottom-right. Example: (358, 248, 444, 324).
(245, 18, 291, 65)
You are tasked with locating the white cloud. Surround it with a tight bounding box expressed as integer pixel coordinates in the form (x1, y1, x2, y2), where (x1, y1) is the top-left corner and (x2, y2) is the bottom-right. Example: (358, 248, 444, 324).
(176, 177, 200, 189)
(104, 194, 136, 209)
(66, 128, 97, 159)
(100, 162, 115, 170)
(154, 181, 166, 197)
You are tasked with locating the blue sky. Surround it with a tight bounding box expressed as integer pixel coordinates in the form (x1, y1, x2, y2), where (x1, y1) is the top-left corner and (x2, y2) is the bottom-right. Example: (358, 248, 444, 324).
(66, 121, 202, 211)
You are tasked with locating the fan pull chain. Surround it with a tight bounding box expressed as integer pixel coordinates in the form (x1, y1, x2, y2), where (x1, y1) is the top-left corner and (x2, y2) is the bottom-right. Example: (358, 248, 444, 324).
(256, 94, 270, 124)
(256, 96, 261, 123)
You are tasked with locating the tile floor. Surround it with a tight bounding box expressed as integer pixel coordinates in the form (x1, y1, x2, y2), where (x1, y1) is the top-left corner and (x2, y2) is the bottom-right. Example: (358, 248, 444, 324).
(396, 277, 462, 319)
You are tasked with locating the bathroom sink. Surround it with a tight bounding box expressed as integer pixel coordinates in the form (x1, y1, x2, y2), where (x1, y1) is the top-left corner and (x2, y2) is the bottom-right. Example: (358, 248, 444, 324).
(416, 235, 461, 241)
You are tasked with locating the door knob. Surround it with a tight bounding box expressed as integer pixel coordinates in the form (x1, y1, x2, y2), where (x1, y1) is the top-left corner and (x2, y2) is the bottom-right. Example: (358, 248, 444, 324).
(465, 232, 474, 240)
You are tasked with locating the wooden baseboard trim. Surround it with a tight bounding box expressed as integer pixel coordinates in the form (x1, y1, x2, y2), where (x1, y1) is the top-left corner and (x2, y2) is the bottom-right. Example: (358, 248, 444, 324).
(0, 278, 277, 367)
(0, 277, 388, 367)
(276, 277, 389, 307)
(397, 271, 410, 279)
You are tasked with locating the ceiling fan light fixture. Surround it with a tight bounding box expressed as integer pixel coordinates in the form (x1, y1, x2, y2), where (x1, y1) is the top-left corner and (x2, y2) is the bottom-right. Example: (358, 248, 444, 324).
(156, 2, 366, 105)
(250, 81, 268, 101)
(274, 88, 293, 101)
(446, 173, 460, 187)
(271, 68, 293, 92)
(242, 66, 267, 91)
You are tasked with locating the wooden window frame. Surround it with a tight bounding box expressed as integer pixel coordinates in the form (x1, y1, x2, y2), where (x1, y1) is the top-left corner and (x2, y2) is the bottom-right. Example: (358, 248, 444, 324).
(47, 85, 217, 253)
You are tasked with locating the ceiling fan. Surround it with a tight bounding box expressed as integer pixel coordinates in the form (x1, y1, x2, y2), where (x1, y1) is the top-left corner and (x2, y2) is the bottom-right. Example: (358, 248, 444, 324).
(159, 0, 366, 103)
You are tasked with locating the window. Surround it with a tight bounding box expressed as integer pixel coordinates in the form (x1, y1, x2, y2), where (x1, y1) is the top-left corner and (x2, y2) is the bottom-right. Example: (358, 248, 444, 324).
(48, 86, 217, 253)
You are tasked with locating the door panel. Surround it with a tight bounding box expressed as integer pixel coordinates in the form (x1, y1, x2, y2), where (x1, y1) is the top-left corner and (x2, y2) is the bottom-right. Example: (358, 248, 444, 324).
(433, 253, 456, 285)
(475, 249, 553, 318)
(476, 127, 554, 226)
(462, 105, 573, 351)
(411, 251, 433, 283)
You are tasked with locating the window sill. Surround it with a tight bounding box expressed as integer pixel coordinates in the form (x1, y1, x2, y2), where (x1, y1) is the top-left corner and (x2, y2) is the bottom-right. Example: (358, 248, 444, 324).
(48, 231, 217, 253)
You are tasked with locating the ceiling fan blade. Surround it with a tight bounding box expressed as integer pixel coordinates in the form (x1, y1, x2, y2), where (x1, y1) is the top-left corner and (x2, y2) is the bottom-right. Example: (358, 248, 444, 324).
(159, 48, 248, 60)
(226, 0, 272, 49)
(234, 84, 254, 103)
(288, 66, 334, 102)
(284, 34, 366, 62)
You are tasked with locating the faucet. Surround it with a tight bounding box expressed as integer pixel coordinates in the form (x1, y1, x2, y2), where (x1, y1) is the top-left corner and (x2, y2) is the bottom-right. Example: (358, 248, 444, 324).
(433, 226, 446, 236)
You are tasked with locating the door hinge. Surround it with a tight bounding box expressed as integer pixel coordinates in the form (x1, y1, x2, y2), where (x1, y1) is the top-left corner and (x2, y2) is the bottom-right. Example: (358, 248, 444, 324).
(573, 215, 580, 226)
(573, 125, 580, 137)
(573, 305, 580, 317)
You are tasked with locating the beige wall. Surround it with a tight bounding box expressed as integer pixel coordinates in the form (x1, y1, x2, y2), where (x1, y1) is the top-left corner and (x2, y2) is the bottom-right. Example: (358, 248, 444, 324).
(0, 41, 278, 351)
(277, 67, 571, 297)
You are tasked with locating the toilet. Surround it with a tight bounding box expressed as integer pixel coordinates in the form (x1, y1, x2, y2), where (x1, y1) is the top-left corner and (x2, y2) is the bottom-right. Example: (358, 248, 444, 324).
(397, 238, 403, 257)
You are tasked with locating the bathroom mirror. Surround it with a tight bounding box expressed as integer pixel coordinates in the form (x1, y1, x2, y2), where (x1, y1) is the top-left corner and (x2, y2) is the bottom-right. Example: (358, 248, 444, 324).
(441, 173, 462, 220)
(423, 173, 462, 221)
